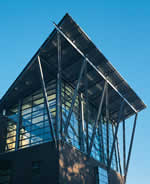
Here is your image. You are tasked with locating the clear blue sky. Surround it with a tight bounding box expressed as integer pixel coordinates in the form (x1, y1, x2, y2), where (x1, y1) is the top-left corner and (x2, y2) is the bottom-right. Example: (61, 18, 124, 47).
(0, 0, 149, 183)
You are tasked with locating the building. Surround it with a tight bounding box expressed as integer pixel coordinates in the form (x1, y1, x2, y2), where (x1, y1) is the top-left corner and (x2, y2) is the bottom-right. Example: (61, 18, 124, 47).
(0, 13, 146, 184)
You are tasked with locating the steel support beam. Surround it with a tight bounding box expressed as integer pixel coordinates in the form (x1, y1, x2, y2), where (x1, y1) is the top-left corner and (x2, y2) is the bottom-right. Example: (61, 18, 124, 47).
(86, 116, 89, 153)
(53, 22, 137, 114)
(88, 81, 107, 156)
(15, 99, 22, 151)
(63, 59, 87, 139)
(113, 125, 123, 176)
(56, 31, 62, 140)
(80, 93, 85, 151)
(123, 119, 126, 175)
(84, 60, 89, 153)
(106, 84, 109, 166)
(98, 120, 105, 163)
(108, 100, 124, 169)
(37, 56, 56, 145)
(81, 93, 85, 133)
(124, 113, 138, 184)
(111, 123, 119, 172)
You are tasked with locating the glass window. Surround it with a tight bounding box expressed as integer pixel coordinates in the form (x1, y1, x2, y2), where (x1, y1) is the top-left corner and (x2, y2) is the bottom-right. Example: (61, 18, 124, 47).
(0, 168, 11, 184)
(32, 161, 41, 176)
(98, 167, 108, 184)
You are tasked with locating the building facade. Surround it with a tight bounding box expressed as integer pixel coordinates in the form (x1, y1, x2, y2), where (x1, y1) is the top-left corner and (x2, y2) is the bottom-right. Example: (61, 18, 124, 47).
(0, 14, 146, 184)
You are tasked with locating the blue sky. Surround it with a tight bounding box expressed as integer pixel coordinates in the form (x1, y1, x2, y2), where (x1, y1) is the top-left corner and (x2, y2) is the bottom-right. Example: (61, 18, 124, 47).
(0, 0, 149, 183)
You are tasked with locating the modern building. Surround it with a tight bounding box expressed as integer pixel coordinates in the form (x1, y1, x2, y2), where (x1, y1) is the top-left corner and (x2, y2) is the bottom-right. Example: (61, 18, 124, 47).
(0, 13, 146, 184)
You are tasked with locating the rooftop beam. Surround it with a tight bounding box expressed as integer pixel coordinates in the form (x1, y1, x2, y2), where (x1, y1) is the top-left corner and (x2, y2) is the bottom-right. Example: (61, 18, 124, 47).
(53, 22, 137, 115)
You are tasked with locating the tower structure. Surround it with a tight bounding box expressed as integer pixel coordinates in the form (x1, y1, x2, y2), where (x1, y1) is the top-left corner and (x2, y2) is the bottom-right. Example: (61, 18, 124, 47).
(0, 14, 146, 184)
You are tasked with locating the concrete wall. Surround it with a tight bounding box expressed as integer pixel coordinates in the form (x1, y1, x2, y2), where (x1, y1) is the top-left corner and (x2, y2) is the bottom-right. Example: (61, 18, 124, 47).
(0, 142, 58, 184)
(109, 170, 124, 184)
(0, 141, 123, 184)
(58, 142, 123, 184)
(59, 142, 96, 184)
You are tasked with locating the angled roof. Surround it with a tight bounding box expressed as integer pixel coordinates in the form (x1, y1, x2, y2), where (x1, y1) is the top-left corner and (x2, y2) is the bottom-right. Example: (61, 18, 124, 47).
(0, 13, 146, 122)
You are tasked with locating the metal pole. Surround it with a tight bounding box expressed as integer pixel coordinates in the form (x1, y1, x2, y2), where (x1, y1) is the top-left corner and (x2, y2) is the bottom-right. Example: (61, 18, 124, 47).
(88, 81, 107, 156)
(108, 100, 124, 169)
(80, 93, 85, 151)
(123, 119, 126, 175)
(15, 99, 22, 151)
(98, 119, 105, 163)
(53, 22, 137, 114)
(56, 31, 62, 140)
(37, 56, 56, 145)
(124, 113, 138, 184)
(63, 59, 87, 139)
(106, 85, 109, 166)
(81, 93, 85, 132)
(111, 123, 119, 172)
(84, 60, 89, 153)
(112, 124, 123, 176)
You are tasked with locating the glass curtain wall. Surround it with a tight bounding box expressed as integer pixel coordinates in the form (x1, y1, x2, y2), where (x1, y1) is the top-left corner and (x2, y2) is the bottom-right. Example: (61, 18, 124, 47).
(2, 79, 117, 170)
(6, 80, 56, 150)
(61, 81, 117, 170)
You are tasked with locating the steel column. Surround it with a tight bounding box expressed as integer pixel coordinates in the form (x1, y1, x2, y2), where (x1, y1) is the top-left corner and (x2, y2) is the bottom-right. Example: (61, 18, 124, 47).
(15, 99, 22, 151)
(124, 113, 138, 183)
(81, 93, 85, 132)
(106, 84, 109, 165)
(88, 81, 107, 156)
(108, 100, 124, 169)
(63, 59, 87, 139)
(84, 60, 89, 153)
(37, 56, 56, 145)
(123, 119, 126, 175)
(80, 93, 85, 151)
(112, 124, 123, 176)
(56, 31, 62, 140)
(111, 123, 119, 172)
(98, 120, 105, 163)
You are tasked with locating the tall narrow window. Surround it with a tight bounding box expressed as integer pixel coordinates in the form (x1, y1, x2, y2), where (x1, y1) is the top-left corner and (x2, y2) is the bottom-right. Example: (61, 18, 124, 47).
(98, 167, 108, 184)
(32, 161, 41, 176)
(0, 168, 11, 184)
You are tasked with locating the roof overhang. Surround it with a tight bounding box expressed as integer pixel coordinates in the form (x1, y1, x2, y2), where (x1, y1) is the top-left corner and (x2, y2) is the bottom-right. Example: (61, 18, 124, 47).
(0, 13, 146, 122)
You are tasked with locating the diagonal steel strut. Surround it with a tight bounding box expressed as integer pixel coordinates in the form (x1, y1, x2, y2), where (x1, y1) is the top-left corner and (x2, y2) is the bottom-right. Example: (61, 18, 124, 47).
(88, 81, 107, 156)
(53, 22, 137, 114)
(108, 100, 124, 169)
(37, 56, 56, 145)
(124, 113, 138, 184)
(63, 59, 87, 139)
(112, 124, 123, 176)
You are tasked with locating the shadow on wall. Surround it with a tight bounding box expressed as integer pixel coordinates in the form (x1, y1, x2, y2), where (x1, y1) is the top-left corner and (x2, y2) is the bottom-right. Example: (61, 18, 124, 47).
(109, 170, 124, 184)
(59, 142, 96, 184)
